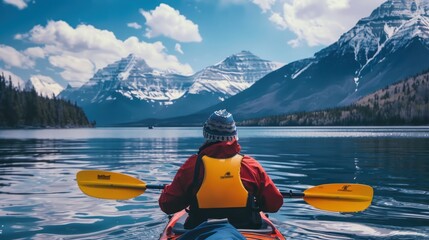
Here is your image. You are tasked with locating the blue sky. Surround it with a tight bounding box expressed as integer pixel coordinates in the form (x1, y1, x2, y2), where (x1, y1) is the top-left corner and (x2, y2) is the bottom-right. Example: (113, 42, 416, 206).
(0, 0, 384, 87)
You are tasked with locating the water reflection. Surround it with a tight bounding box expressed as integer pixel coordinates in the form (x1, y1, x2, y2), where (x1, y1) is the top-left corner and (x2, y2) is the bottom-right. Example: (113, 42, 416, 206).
(0, 127, 429, 239)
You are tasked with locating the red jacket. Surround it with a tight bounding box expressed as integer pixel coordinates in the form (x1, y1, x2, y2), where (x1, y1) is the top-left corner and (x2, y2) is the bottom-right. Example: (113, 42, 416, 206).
(158, 140, 283, 214)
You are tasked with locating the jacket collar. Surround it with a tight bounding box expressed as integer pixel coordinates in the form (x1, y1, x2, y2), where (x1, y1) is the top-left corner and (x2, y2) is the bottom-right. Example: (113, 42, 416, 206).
(198, 140, 241, 158)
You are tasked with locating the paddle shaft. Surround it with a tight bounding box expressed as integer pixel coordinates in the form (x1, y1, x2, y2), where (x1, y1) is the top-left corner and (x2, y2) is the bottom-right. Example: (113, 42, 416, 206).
(281, 191, 305, 198)
(147, 184, 306, 198)
(141, 185, 363, 201)
(147, 184, 165, 190)
(141, 184, 311, 200)
(144, 188, 368, 203)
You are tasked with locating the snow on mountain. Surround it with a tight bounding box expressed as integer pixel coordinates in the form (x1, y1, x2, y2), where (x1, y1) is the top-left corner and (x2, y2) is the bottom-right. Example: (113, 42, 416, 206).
(66, 52, 280, 104)
(191, 0, 429, 122)
(1, 69, 25, 90)
(161, 51, 282, 120)
(60, 51, 281, 124)
(25, 75, 64, 98)
(188, 51, 282, 97)
(78, 54, 193, 104)
(323, 0, 429, 80)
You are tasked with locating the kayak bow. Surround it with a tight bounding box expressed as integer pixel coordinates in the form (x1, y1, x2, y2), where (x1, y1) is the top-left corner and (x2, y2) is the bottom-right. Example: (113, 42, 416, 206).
(159, 209, 285, 240)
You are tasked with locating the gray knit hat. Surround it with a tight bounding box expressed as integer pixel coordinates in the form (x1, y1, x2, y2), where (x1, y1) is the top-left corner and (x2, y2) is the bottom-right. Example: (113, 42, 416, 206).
(203, 109, 238, 142)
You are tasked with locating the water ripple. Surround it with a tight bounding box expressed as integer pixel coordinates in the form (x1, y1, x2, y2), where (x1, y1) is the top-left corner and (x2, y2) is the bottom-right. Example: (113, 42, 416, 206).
(1, 128, 429, 239)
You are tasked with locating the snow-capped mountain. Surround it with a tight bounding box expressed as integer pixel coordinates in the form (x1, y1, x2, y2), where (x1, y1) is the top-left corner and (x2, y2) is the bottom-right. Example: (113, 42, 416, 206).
(168, 51, 282, 117)
(196, 0, 429, 121)
(25, 75, 64, 98)
(60, 54, 193, 124)
(1, 69, 25, 90)
(67, 54, 193, 104)
(189, 51, 282, 97)
(60, 52, 280, 125)
(321, 0, 429, 90)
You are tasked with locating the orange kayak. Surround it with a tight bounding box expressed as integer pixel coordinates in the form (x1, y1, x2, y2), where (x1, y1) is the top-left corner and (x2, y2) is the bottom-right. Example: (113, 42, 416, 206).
(159, 209, 285, 240)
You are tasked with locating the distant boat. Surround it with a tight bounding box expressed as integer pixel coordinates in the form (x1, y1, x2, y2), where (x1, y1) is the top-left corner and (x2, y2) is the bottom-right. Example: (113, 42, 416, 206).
(148, 126, 154, 129)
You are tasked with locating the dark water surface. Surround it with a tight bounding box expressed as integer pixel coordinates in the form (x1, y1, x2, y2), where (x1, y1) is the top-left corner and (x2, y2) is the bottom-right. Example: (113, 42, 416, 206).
(0, 127, 428, 239)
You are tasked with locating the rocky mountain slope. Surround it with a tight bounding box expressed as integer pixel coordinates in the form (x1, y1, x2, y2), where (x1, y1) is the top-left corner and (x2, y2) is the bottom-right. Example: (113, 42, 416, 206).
(201, 0, 429, 121)
(239, 69, 429, 126)
(60, 51, 281, 125)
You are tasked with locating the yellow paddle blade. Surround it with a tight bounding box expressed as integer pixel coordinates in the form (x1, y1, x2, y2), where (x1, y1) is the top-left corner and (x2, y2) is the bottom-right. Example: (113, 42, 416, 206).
(303, 183, 373, 212)
(76, 170, 147, 200)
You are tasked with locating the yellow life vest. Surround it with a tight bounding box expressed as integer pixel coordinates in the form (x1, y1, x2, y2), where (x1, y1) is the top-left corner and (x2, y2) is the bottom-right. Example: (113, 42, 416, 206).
(196, 154, 249, 209)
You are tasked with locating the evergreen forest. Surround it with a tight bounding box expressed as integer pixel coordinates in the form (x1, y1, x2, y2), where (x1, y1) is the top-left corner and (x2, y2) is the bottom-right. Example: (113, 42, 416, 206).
(0, 73, 94, 128)
(239, 70, 429, 126)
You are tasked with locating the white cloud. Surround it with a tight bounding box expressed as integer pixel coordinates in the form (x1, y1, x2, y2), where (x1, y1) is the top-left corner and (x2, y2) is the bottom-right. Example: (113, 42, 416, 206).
(123, 37, 193, 74)
(213, 0, 382, 47)
(140, 3, 202, 42)
(175, 43, 184, 54)
(0, 44, 35, 68)
(252, 0, 276, 13)
(29, 21, 124, 55)
(269, 12, 288, 29)
(48, 55, 95, 86)
(0, 68, 25, 89)
(262, 0, 384, 47)
(287, 39, 301, 48)
(3, 0, 27, 10)
(281, 0, 344, 47)
(127, 22, 142, 29)
(24, 47, 45, 58)
(14, 33, 27, 40)
(327, 0, 349, 10)
(19, 20, 193, 87)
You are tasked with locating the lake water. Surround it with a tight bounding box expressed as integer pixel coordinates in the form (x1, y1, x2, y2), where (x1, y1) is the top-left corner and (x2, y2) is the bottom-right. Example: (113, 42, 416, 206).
(0, 127, 428, 240)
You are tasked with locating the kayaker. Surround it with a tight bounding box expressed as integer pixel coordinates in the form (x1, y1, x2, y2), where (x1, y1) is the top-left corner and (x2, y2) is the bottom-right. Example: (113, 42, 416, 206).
(159, 109, 283, 230)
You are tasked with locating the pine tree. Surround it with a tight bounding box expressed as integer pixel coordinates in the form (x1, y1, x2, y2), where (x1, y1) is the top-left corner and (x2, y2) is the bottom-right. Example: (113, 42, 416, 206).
(0, 74, 93, 128)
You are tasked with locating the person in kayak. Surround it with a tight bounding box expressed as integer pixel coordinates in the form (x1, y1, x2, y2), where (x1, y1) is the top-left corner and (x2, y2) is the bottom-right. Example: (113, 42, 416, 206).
(159, 109, 283, 229)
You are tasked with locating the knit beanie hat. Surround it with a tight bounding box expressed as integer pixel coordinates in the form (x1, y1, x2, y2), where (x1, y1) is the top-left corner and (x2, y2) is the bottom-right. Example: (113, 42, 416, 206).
(203, 109, 238, 142)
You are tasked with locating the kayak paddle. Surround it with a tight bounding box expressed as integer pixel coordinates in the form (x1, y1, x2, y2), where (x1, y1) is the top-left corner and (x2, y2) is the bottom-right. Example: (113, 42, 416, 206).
(76, 170, 373, 212)
(281, 183, 373, 212)
(76, 170, 164, 200)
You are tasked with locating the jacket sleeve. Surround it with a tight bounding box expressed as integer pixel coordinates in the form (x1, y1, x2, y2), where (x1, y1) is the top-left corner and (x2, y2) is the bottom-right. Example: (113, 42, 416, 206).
(158, 155, 196, 214)
(252, 158, 284, 212)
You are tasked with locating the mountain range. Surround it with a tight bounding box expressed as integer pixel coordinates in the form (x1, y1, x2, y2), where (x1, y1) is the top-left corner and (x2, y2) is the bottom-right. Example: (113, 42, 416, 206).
(28, 0, 429, 126)
(126, 0, 429, 126)
(0, 72, 64, 98)
(165, 0, 429, 123)
(59, 51, 281, 125)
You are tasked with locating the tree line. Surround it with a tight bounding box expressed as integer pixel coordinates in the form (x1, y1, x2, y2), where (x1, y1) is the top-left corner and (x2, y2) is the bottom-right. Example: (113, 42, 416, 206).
(0, 73, 94, 128)
(239, 70, 429, 126)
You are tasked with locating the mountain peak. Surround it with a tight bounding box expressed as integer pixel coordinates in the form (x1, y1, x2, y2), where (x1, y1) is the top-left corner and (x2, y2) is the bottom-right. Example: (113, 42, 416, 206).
(220, 50, 258, 65)
(234, 50, 255, 57)
(364, 0, 429, 21)
(86, 54, 152, 84)
(189, 51, 281, 96)
(25, 75, 64, 98)
(320, 0, 429, 76)
(214, 50, 281, 71)
(124, 53, 139, 62)
(209, 0, 429, 121)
